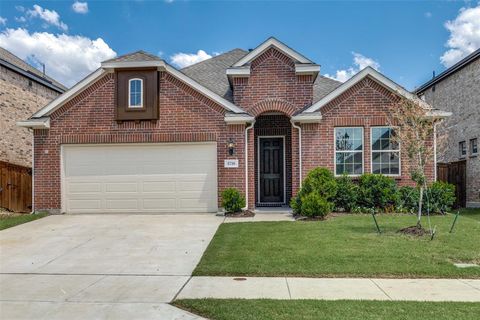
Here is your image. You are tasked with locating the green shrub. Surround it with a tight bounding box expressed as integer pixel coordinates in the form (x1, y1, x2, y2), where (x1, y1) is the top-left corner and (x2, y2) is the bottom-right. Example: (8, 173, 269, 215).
(334, 174, 359, 212)
(221, 188, 245, 213)
(395, 186, 420, 213)
(301, 167, 338, 200)
(358, 174, 398, 211)
(300, 193, 333, 218)
(425, 181, 456, 214)
(291, 167, 337, 217)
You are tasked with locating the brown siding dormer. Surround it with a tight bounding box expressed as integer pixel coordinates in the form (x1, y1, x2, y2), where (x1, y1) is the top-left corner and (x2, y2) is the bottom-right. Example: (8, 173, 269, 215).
(115, 68, 158, 121)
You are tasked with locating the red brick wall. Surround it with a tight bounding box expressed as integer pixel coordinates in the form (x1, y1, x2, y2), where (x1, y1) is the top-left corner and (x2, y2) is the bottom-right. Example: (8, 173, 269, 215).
(33, 72, 245, 211)
(301, 77, 435, 186)
(232, 47, 313, 116)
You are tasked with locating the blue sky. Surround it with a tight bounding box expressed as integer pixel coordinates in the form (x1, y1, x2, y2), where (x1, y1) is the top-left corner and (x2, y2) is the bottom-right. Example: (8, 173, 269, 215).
(1, 1, 479, 89)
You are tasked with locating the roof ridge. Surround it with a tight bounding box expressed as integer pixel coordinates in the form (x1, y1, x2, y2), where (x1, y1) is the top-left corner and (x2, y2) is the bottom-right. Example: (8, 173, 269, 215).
(102, 50, 161, 63)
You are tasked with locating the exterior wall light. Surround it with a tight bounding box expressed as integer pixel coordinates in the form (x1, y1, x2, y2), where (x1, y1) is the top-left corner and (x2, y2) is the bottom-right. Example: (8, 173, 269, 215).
(227, 138, 236, 156)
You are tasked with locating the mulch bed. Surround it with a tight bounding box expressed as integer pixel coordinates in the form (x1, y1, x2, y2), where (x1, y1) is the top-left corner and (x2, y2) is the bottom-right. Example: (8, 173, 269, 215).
(398, 225, 427, 236)
(225, 210, 255, 218)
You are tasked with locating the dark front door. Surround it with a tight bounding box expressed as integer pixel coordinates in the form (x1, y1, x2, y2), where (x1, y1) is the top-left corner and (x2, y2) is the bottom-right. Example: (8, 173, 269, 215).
(259, 137, 284, 204)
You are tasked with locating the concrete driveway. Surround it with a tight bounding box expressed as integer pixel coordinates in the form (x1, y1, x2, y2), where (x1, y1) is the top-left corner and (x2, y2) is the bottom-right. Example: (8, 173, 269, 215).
(0, 214, 223, 319)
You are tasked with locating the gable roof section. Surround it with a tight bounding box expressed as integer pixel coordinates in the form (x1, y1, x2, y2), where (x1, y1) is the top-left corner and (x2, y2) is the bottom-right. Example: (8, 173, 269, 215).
(29, 51, 247, 120)
(415, 48, 480, 94)
(305, 67, 433, 113)
(0, 47, 67, 92)
(232, 37, 314, 67)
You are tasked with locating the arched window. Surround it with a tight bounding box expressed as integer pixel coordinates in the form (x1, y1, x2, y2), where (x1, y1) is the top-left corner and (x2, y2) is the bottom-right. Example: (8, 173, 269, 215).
(128, 78, 143, 108)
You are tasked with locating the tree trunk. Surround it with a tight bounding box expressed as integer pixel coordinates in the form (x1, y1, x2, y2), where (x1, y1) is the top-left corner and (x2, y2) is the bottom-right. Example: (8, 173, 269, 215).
(417, 186, 424, 228)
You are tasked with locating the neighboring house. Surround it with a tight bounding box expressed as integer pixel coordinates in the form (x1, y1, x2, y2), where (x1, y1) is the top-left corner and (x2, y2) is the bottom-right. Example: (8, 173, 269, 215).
(0, 47, 66, 168)
(18, 38, 448, 214)
(416, 49, 480, 208)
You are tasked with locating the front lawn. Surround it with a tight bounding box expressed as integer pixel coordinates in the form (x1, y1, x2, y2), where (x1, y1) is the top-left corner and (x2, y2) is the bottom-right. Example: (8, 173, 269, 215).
(460, 208, 480, 222)
(194, 214, 480, 278)
(174, 299, 480, 320)
(0, 212, 48, 230)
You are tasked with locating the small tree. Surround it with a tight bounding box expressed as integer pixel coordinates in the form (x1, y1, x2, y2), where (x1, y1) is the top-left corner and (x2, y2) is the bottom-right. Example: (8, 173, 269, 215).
(387, 96, 441, 229)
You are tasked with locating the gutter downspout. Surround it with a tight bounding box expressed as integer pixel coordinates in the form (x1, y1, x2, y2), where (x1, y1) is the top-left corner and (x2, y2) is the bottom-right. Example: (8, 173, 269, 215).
(290, 120, 302, 186)
(243, 120, 255, 210)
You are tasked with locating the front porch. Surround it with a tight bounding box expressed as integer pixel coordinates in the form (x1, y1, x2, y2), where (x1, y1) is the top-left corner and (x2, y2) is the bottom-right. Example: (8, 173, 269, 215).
(247, 112, 299, 209)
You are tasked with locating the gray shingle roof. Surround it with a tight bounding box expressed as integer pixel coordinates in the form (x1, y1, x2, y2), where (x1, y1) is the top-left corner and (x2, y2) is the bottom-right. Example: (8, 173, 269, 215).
(0, 47, 67, 91)
(181, 49, 248, 101)
(313, 75, 342, 103)
(103, 50, 161, 63)
(181, 48, 342, 103)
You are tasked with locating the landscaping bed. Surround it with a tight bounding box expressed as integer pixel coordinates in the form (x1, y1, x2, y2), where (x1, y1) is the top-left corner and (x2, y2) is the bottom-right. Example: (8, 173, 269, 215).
(193, 214, 480, 278)
(174, 299, 480, 320)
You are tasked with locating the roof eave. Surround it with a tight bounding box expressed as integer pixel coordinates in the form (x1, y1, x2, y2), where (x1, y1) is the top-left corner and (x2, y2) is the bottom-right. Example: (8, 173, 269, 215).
(17, 117, 50, 129)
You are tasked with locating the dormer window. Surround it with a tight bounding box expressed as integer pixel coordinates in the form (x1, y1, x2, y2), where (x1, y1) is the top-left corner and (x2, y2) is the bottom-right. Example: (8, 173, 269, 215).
(128, 78, 143, 108)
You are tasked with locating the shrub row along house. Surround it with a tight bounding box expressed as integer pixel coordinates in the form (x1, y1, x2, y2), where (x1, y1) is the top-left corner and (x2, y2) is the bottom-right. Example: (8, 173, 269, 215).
(18, 38, 450, 214)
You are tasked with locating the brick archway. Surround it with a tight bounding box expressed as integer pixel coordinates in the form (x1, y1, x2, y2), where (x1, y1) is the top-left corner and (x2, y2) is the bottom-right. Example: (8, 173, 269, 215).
(250, 99, 297, 118)
(246, 108, 300, 209)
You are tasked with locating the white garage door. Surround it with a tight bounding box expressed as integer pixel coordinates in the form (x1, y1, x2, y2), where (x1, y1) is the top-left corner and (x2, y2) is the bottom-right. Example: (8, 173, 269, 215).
(62, 143, 218, 213)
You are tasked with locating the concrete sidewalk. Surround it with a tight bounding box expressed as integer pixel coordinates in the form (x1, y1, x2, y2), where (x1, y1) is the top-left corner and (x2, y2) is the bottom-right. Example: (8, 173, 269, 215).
(177, 276, 480, 302)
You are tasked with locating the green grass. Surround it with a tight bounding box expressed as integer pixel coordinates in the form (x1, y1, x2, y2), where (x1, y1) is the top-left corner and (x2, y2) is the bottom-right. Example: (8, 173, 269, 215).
(459, 208, 480, 222)
(194, 214, 480, 278)
(0, 213, 48, 230)
(174, 299, 480, 320)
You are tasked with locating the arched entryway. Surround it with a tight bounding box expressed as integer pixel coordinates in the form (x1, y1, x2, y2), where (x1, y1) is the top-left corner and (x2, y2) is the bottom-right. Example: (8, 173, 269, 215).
(254, 113, 292, 207)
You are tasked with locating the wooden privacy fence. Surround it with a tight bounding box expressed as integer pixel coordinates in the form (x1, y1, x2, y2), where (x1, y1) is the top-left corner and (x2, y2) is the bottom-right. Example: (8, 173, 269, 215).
(0, 161, 32, 213)
(437, 160, 466, 208)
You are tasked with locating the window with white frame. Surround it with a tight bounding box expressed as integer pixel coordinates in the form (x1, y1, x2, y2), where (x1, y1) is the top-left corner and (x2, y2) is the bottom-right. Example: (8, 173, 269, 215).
(334, 127, 363, 176)
(128, 78, 143, 108)
(470, 138, 478, 156)
(371, 127, 400, 175)
(459, 141, 466, 158)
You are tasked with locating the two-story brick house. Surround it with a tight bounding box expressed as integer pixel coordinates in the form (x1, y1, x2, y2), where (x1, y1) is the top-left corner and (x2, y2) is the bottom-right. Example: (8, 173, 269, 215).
(416, 49, 480, 208)
(1, 47, 66, 168)
(18, 38, 449, 214)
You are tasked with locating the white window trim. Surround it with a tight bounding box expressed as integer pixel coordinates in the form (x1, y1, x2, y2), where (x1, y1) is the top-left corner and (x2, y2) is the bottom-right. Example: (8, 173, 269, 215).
(128, 78, 143, 108)
(370, 126, 401, 177)
(459, 141, 467, 158)
(470, 138, 478, 156)
(334, 127, 364, 177)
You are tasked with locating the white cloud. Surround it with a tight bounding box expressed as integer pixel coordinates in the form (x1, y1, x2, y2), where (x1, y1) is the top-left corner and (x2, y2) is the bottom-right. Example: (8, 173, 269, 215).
(15, 6, 25, 12)
(325, 52, 380, 82)
(170, 49, 212, 68)
(27, 5, 68, 31)
(0, 28, 116, 87)
(15, 16, 27, 23)
(440, 4, 480, 67)
(72, 1, 89, 14)
(0, 17, 7, 26)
